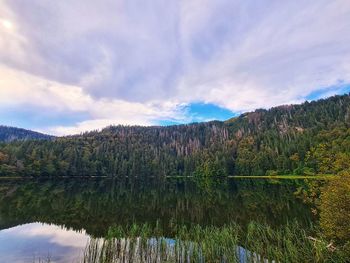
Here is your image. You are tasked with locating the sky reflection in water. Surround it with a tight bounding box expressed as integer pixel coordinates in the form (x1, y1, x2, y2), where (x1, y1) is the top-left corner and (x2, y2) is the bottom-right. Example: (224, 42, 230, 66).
(0, 222, 89, 263)
(0, 178, 314, 262)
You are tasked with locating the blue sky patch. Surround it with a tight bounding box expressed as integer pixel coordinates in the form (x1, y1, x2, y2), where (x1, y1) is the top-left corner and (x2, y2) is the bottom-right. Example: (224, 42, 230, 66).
(158, 102, 237, 126)
(305, 84, 350, 101)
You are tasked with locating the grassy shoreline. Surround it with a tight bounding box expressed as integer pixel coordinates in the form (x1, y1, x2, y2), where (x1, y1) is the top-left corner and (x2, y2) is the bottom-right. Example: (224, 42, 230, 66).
(229, 175, 335, 179)
(0, 174, 336, 180)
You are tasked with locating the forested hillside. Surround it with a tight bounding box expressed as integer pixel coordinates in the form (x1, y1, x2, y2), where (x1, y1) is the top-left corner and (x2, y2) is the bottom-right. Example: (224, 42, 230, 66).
(0, 126, 52, 142)
(0, 94, 349, 177)
(226, 94, 350, 175)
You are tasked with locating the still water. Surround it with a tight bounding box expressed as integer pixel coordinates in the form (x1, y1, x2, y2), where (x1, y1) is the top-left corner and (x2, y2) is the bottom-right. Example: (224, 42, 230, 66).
(0, 178, 314, 262)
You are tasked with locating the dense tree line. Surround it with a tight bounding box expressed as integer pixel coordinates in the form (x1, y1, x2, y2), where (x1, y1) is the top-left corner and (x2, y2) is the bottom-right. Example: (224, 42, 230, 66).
(227, 94, 350, 175)
(0, 122, 231, 177)
(0, 94, 349, 177)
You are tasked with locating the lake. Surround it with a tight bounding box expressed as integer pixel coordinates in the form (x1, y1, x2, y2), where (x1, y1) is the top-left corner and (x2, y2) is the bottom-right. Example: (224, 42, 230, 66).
(0, 178, 316, 262)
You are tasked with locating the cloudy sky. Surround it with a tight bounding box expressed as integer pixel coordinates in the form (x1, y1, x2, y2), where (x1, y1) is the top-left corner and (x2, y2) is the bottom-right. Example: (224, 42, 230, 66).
(1, 0, 350, 135)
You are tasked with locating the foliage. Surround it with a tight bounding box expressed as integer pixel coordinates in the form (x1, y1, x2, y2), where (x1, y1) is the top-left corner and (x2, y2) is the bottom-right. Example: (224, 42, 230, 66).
(0, 94, 349, 177)
(319, 171, 350, 244)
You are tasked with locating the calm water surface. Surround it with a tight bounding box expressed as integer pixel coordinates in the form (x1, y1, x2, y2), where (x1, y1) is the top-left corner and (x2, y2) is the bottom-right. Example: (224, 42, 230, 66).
(0, 178, 315, 262)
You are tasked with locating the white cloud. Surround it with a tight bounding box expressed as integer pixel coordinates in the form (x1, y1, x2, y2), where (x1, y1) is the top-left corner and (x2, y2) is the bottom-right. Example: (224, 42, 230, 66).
(46, 100, 189, 136)
(176, 0, 350, 111)
(1, 0, 350, 132)
(0, 65, 91, 111)
(0, 65, 189, 135)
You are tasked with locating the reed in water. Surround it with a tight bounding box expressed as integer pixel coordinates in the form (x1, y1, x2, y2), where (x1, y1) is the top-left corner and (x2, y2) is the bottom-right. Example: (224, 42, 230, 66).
(81, 221, 348, 263)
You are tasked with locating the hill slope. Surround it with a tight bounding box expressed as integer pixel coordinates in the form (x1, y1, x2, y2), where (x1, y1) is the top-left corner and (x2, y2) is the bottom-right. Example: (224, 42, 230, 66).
(0, 94, 349, 177)
(0, 126, 52, 142)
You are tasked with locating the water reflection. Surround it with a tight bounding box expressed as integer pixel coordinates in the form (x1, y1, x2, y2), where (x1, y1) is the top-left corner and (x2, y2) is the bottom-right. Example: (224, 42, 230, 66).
(0, 177, 350, 262)
(0, 178, 314, 237)
(0, 222, 88, 263)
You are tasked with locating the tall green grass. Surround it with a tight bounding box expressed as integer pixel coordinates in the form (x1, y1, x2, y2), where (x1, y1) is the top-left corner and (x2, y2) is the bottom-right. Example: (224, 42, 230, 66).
(80, 221, 348, 263)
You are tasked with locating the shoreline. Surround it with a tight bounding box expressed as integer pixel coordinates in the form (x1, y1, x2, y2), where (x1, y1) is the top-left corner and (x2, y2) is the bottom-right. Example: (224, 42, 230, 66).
(0, 174, 336, 180)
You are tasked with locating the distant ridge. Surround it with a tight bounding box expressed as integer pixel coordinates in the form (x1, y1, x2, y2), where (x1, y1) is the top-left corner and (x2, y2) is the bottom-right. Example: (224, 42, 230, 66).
(0, 126, 53, 142)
